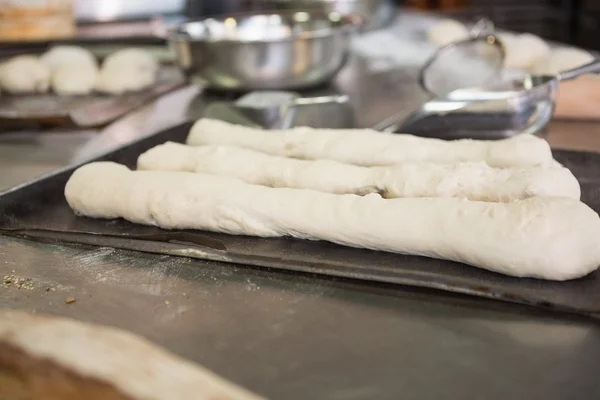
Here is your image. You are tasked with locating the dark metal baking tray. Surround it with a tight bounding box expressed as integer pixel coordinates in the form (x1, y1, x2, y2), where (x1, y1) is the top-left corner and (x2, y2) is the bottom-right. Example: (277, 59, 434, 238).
(2, 122, 600, 318)
(0, 67, 185, 130)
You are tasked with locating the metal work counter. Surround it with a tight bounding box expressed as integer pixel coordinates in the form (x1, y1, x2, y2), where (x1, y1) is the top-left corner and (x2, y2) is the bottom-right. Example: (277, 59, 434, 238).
(2, 10, 600, 400)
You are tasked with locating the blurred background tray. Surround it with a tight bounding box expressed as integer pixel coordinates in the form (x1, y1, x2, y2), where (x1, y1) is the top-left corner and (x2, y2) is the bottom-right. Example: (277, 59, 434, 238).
(0, 66, 186, 131)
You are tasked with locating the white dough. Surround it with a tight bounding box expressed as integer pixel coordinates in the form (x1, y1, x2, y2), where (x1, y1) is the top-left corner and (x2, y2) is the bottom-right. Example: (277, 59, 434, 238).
(532, 47, 595, 76)
(40, 45, 98, 71)
(138, 142, 581, 202)
(51, 62, 98, 95)
(500, 32, 550, 70)
(65, 162, 600, 281)
(95, 47, 159, 94)
(427, 19, 469, 46)
(0, 55, 50, 94)
(186, 119, 554, 168)
(0, 310, 264, 400)
(40, 45, 99, 95)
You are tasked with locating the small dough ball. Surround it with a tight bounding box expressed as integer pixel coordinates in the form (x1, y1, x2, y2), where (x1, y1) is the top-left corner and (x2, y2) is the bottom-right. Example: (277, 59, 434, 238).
(0, 55, 50, 94)
(51, 63, 98, 95)
(502, 33, 550, 70)
(532, 47, 594, 76)
(427, 19, 469, 46)
(498, 32, 518, 45)
(40, 45, 98, 71)
(95, 48, 159, 95)
(40, 46, 99, 95)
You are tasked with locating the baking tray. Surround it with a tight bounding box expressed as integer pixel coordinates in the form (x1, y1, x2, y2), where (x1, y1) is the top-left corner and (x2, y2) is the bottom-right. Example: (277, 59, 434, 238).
(0, 67, 186, 130)
(2, 122, 600, 318)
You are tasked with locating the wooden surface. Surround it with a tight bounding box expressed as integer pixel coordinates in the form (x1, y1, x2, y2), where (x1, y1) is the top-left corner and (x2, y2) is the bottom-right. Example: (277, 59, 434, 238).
(547, 120, 600, 152)
(554, 78, 600, 121)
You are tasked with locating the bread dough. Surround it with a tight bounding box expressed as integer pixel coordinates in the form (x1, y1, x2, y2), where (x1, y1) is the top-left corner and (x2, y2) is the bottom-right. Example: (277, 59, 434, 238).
(95, 47, 159, 94)
(186, 119, 554, 168)
(427, 19, 469, 46)
(39, 45, 99, 95)
(138, 142, 580, 201)
(500, 32, 550, 70)
(51, 62, 98, 95)
(532, 47, 595, 76)
(0, 310, 263, 400)
(0, 55, 50, 94)
(40, 45, 97, 71)
(65, 162, 600, 280)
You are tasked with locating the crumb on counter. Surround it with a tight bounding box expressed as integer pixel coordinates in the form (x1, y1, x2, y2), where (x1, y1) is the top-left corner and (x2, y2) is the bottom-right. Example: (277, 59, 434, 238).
(3, 274, 34, 290)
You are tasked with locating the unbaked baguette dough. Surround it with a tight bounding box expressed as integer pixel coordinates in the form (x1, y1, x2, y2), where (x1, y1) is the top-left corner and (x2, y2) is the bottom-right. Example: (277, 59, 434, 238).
(186, 119, 554, 168)
(137, 142, 581, 202)
(0, 310, 264, 400)
(65, 162, 600, 280)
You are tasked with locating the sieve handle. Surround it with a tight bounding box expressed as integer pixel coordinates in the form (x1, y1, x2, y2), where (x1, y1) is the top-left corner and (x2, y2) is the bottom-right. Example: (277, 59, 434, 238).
(469, 18, 495, 38)
(558, 59, 600, 81)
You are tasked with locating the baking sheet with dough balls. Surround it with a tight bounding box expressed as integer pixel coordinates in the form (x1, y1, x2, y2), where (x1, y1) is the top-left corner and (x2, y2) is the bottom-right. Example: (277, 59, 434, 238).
(51, 62, 98, 95)
(500, 32, 550, 70)
(0, 310, 264, 400)
(40, 45, 98, 71)
(427, 19, 469, 46)
(95, 47, 159, 94)
(532, 47, 595, 76)
(0, 55, 50, 94)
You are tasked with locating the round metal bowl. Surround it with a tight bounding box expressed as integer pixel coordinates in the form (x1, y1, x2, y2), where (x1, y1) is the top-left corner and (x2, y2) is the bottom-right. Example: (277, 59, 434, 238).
(269, 0, 396, 30)
(184, 0, 395, 31)
(168, 11, 360, 91)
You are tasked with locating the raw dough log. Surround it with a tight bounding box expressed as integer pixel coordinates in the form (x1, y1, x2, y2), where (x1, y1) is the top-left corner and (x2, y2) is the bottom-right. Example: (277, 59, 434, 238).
(186, 119, 554, 168)
(138, 142, 581, 202)
(0, 310, 264, 400)
(65, 162, 600, 280)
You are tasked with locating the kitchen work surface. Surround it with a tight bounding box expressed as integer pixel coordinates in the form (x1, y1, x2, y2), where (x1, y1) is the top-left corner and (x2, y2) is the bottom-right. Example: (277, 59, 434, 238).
(3, 9, 600, 400)
(2, 236, 600, 400)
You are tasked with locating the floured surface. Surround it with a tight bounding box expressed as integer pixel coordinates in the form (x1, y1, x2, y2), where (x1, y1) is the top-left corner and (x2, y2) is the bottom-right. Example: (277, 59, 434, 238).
(65, 162, 600, 280)
(138, 142, 581, 202)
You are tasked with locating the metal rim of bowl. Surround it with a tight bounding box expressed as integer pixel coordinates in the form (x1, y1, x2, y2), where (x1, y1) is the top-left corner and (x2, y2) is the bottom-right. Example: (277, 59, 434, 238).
(167, 10, 364, 45)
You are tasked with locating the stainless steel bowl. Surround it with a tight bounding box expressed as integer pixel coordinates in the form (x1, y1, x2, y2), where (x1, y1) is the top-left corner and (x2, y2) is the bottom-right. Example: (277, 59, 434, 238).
(184, 0, 395, 31)
(168, 11, 359, 90)
(270, 0, 396, 30)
